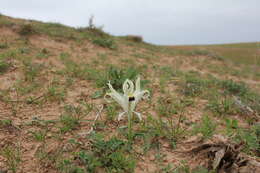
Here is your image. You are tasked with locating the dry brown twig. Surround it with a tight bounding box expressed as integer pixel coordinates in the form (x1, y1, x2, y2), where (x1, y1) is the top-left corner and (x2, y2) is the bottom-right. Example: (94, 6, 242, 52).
(79, 104, 104, 136)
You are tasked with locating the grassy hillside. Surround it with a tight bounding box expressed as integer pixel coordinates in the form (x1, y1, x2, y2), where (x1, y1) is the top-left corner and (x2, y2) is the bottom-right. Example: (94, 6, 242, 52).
(172, 42, 260, 65)
(0, 14, 260, 173)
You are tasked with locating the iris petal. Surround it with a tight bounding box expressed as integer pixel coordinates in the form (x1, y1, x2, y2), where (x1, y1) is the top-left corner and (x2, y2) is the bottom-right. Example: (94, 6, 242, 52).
(131, 90, 150, 110)
(135, 76, 141, 92)
(106, 82, 129, 112)
(123, 79, 134, 95)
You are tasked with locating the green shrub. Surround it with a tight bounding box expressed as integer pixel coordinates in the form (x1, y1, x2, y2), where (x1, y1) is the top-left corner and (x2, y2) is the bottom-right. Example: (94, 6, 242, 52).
(86, 27, 110, 38)
(221, 80, 248, 96)
(0, 60, 10, 74)
(18, 23, 36, 36)
(181, 74, 207, 97)
(104, 66, 140, 90)
(0, 145, 21, 172)
(59, 114, 80, 133)
(0, 119, 12, 127)
(78, 136, 135, 172)
(78, 152, 101, 173)
(225, 118, 238, 135)
(156, 97, 178, 117)
(92, 37, 116, 49)
(206, 97, 238, 116)
(36, 48, 50, 59)
(85, 65, 141, 90)
(190, 49, 212, 56)
(0, 42, 8, 49)
(124, 35, 143, 43)
(235, 124, 260, 155)
(219, 79, 260, 114)
(193, 115, 217, 139)
(22, 61, 43, 82)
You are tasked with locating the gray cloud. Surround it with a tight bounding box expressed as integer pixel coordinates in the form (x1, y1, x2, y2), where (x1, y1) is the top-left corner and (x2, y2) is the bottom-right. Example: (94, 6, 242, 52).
(1, 0, 260, 45)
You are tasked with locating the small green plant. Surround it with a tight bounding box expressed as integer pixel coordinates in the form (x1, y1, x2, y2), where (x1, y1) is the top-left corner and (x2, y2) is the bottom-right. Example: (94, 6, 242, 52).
(18, 23, 36, 36)
(105, 104, 117, 122)
(193, 115, 217, 139)
(57, 159, 84, 173)
(206, 97, 238, 116)
(59, 104, 92, 133)
(78, 136, 135, 172)
(225, 118, 238, 136)
(0, 119, 12, 127)
(59, 114, 80, 133)
(84, 65, 142, 90)
(0, 145, 21, 173)
(137, 106, 186, 152)
(14, 79, 40, 95)
(134, 116, 163, 153)
(18, 47, 30, 54)
(78, 152, 101, 173)
(86, 27, 110, 38)
(59, 106, 82, 133)
(36, 48, 50, 59)
(234, 124, 260, 155)
(132, 53, 151, 60)
(156, 97, 178, 117)
(157, 66, 179, 93)
(0, 42, 8, 49)
(181, 74, 207, 97)
(30, 130, 46, 141)
(22, 61, 43, 82)
(221, 80, 248, 96)
(0, 59, 10, 74)
(124, 35, 143, 43)
(105, 66, 141, 90)
(92, 38, 116, 49)
(47, 81, 66, 102)
(172, 161, 191, 173)
(59, 52, 70, 60)
(155, 97, 188, 147)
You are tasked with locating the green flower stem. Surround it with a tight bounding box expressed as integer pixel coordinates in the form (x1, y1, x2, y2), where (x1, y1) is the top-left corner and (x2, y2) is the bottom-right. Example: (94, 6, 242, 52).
(127, 110, 133, 141)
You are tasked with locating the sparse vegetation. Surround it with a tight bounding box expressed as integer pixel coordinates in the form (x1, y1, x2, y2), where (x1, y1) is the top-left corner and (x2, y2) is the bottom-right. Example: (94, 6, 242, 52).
(77, 135, 135, 172)
(0, 59, 11, 74)
(18, 23, 36, 36)
(0, 14, 259, 172)
(206, 96, 238, 116)
(122, 35, 143, 43)
(234, 124, 260, 155)
(92, 37, 117, 49)
(0, 145, 21, 173)
(192, 115, 217, 139)
(22, 61, 43, 82)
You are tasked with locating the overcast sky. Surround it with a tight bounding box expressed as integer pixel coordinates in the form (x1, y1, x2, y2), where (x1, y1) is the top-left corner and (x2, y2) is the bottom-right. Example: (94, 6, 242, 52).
(1, 0, 260, 45)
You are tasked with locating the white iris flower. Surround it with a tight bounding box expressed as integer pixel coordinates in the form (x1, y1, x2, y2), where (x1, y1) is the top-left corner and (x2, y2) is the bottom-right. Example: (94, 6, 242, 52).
(104, 76, 150, 121)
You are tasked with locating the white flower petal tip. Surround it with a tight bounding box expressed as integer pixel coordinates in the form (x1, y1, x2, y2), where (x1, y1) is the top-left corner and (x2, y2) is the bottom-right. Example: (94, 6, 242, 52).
(133, 111, 142, 121)
(118, 112, 126, 121)
(123, 79, 134, 95)
(142, 90, 150, 100)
